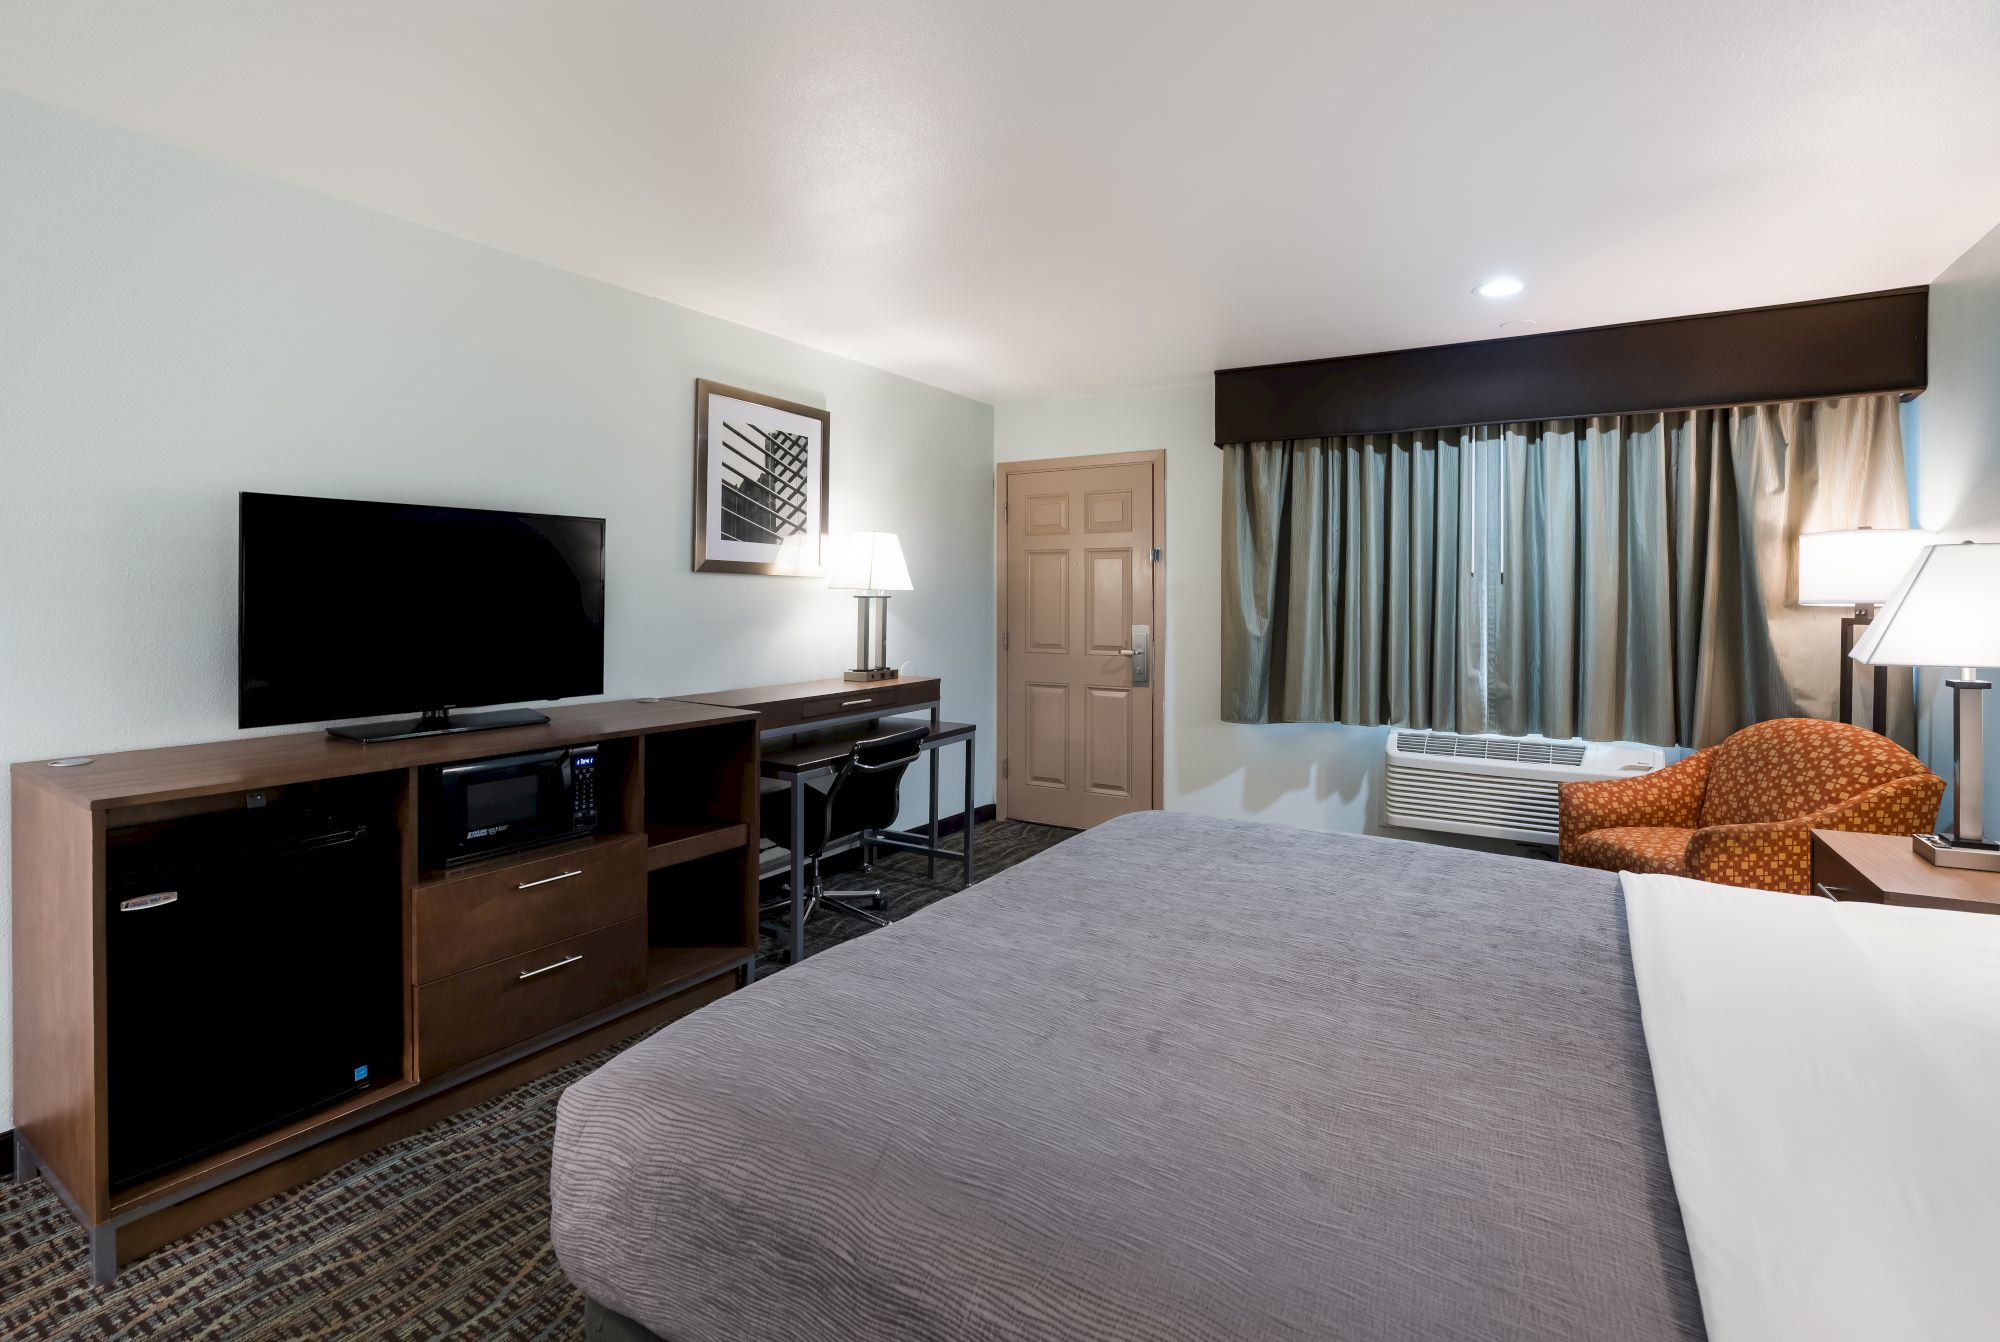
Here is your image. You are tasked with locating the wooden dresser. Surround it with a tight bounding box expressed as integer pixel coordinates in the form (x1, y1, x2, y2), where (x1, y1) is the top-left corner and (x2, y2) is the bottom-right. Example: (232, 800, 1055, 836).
(10, 699, 760, 1281)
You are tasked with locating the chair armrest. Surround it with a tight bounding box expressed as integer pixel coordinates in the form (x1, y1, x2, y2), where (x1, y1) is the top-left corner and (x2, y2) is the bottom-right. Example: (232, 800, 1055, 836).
(1558, 749, 1712, 862)
(1800, 771, 1947, 838)
(1681, 774, 1947, 895)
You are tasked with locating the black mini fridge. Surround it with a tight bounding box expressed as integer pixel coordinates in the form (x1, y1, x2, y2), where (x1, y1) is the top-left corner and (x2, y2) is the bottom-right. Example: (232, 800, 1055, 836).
(105, 803, 403, 1192)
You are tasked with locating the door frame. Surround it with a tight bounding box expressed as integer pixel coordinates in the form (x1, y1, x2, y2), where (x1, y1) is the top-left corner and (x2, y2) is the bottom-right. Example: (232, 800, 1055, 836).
(994, 449, 1167, 823)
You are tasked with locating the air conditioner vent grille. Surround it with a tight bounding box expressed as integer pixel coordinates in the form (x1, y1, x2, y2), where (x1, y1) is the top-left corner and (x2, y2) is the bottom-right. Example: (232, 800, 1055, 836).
(1393, 731, 1588, 767)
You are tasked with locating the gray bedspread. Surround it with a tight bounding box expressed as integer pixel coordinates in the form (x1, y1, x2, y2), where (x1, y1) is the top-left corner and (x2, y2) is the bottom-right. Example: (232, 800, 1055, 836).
(552, 811, 1704, 1341)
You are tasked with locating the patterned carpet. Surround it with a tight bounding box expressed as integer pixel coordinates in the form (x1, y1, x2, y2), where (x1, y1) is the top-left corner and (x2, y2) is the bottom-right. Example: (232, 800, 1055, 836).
(0, 819, 1073, 1340)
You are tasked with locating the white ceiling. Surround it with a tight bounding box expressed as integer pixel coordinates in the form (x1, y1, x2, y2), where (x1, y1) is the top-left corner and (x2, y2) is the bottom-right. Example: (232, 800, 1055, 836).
(3, 1, 1999, 404)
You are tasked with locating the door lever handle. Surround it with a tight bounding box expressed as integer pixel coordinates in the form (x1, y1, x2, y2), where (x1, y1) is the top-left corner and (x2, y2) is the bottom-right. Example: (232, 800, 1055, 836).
(1116, 648, 1136, 655)
(517, 869, 584, 890)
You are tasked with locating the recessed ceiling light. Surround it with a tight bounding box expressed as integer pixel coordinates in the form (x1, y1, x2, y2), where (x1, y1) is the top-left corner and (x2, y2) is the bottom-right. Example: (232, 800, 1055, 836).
(1475, 277, 1525, 299)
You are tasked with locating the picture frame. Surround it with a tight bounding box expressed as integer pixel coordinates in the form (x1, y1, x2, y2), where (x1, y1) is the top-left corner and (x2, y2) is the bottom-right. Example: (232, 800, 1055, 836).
(692, 378, 830, 575)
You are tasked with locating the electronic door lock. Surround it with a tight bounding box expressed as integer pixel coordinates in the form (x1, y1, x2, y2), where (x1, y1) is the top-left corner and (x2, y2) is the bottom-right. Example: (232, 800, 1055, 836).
(1128, 624, 1151, 687)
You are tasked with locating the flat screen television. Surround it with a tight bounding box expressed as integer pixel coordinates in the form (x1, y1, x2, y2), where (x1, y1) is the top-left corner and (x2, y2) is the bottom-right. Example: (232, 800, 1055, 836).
(239, 492, 606, 742)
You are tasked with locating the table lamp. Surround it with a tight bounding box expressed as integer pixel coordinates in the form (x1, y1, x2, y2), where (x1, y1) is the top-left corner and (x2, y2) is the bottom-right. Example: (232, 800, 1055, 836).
(1799, 526, 1934, 732)
(1850, 540, 2000, 870)
(829, 532, 912, 682)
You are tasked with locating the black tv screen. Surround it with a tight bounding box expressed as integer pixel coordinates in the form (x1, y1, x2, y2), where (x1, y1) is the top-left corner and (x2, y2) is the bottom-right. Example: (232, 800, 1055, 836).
(239, 492, 606, 729)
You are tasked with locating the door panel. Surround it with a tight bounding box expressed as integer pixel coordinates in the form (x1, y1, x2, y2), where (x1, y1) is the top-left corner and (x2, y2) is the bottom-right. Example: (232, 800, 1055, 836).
(1004, 459, 1157, 828)
(1084, 549, 1132, 654)
(1085, 688, 1133, 797)
(1026, 550, 1070, 653)
(1025, 683, 1069, 787)
(1024, 493, 1070, 535)
(1084, 489, 1133, 532)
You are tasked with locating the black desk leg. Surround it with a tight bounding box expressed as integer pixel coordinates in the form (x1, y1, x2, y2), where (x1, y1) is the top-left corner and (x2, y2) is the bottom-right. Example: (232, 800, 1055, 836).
(928, 747, 940, 881)
(789, 779, 807, 964)
(963, 733, 976, 886)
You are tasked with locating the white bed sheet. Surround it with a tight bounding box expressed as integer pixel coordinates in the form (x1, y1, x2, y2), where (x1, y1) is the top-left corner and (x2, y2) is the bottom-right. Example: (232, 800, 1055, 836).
(1623, 872, 2000, 1342)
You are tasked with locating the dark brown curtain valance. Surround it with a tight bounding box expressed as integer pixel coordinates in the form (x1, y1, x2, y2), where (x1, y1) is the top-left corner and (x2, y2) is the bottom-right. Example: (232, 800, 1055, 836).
(1213, 288, 1927, 445)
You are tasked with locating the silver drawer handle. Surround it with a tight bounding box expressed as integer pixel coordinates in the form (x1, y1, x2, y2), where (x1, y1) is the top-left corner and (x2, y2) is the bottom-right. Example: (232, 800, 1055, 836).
(517, 869, 584, 890)
(842, 698, 873, 706)
(518, 953, 583, 980)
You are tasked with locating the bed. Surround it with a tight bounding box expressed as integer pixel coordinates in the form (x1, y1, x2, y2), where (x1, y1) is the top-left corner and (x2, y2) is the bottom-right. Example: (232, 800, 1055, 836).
(552, 811, 1705, 1340)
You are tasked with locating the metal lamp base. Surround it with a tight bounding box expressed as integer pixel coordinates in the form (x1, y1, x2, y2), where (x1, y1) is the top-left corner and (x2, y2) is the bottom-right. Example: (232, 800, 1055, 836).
(845, 592, 895, 683)
(1928, 673, 1998, 870)
(1913, 832, 2000, 872)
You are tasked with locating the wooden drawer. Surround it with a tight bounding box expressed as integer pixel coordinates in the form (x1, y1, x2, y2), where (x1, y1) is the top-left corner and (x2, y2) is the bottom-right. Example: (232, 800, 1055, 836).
(1808, 833, 1875, 903)
(412, 835, 643, 983)
(797, 679, 937, 722)
(800, 687, 895, 720)
(415, 917, 647, 1078)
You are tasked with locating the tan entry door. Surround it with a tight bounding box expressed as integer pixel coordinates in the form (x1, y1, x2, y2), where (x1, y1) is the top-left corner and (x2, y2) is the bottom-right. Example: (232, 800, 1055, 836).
(1002, 457, 1159, 827)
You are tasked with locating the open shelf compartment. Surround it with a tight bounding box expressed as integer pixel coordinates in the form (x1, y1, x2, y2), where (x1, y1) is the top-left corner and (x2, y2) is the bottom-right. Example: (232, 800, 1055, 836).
(645, 841, 756, 991)
(640, 721, 757, 867)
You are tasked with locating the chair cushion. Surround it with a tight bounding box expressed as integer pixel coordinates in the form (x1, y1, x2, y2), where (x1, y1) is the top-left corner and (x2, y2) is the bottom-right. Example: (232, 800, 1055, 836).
(1568, 826, 1695, 876)
(1699, 718, 1932, 828)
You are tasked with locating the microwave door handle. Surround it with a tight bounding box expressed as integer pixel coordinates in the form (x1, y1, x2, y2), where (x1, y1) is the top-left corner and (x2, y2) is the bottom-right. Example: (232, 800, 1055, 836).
(441, 761, 538, 778)
(439, 747, 569, 778)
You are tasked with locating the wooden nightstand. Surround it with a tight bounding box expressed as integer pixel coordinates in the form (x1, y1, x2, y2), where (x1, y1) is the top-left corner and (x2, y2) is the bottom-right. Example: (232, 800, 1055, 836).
(1811, 830, 2000, 915)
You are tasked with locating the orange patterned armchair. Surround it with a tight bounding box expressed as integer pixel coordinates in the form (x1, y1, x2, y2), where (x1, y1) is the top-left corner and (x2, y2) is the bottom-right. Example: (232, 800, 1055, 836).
(1557, 718, 1944, 895)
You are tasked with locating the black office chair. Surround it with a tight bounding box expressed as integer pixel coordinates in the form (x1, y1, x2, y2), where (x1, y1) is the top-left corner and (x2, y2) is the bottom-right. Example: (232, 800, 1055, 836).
(762, 726, 928, 935)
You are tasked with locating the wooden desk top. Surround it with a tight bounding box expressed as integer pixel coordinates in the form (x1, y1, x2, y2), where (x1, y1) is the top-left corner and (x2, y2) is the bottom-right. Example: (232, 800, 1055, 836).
(1812, 830, 2000, 914)
(676, 674, 939, 711)
(11, 699, 755, 812)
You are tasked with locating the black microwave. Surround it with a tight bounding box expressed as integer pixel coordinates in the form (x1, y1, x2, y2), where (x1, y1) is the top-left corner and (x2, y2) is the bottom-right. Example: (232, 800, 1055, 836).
(423, 744, 601, 867)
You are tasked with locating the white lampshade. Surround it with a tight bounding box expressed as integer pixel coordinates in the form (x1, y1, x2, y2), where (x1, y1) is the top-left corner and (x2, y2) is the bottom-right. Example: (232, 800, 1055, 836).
(1851, 541, 2000, 670)
(827, 531, 912, 592)
(1799, 527, 1936, 606)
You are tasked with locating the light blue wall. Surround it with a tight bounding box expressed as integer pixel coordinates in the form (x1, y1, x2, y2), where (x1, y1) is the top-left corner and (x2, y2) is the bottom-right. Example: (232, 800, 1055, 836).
(1911, 220, 2000, 834)
(0, 91, 995, 1128)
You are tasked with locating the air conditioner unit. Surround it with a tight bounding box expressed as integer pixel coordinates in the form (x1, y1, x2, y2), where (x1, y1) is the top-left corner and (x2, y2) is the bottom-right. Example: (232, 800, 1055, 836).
(1382, 731, 1667, 846)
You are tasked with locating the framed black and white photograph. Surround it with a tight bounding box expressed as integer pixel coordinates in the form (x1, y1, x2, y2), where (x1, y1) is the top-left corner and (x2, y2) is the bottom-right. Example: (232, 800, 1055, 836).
(693, 378, 830, 575)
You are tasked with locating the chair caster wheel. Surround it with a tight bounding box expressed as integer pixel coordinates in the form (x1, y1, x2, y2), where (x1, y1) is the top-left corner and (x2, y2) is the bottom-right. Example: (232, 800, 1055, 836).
(869, 895, 887, 911)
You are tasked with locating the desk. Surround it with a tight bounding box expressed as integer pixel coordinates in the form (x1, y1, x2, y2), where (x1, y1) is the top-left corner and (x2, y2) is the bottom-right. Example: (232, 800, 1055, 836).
(675, 678, 976, 963)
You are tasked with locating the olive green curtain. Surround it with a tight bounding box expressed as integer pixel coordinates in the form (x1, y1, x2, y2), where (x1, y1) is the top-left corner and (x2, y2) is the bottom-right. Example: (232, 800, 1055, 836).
(1221, 395, 1912, 748)
(1221, 430, 1476, 728)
